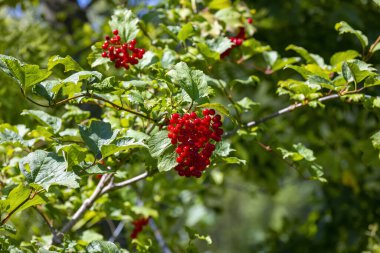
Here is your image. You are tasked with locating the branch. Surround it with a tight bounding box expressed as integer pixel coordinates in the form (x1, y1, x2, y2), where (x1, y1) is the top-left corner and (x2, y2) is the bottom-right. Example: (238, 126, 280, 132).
(100, 171, 149, 195)
(53, 171, 150, 244)
(245, 94, 340, 128)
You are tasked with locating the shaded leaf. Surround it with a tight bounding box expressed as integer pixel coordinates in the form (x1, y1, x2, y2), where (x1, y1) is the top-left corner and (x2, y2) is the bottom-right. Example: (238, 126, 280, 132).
(79, 121, 119, 157)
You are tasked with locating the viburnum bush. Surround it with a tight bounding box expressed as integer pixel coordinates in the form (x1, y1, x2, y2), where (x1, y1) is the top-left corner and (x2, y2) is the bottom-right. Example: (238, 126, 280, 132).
(0, 0, 380, 252)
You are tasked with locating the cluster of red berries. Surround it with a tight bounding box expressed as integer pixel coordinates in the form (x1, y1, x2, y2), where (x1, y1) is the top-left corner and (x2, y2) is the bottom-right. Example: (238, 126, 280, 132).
(130, 217, 149, 239)
(101, 29, 145, 70)
(220, 18, 252, 59)
(168, 109, 223, 178)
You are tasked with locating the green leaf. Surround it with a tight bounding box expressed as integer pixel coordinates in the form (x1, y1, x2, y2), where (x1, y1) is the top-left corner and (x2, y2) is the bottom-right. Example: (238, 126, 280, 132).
(330, 50, 360, 67)
(236, 97, 259, 110)
(185, 227, 213, 244)
(91, 76, 119, 93)
(161, 48, 177, 68)
(372, 97, 380, 108)
(19, 150, 80, 191)
(147, 130, 171, 158)
(178, 23, 195, 41)
(0, 54, 52, 90)
(101, 137, 147, 158)
(86, 240, 122, 253)
(0, 224, 16, 234)
(167, 62, 210, 102)
(2, 184, 45, 216)
(197, 103, 232, 119)
(135, 51, 158, 69)
(285, 65, 313, 79)
(79, 121, 119, 157)
(215, 7, 241, 27)
(230, 75, 260, 86)
(222, 157, 246, 165)
(157, 146, 177, 172)
(343, 60, 376, 84)
(286, 45, 324, 66)
(342, 61, 354, 83)
(109, 9, 139, 42)
(208, 0, 231, 9)
(335, 21, 368, 49)
(197, 43, 220, 61)
(21, 110, 62, 134)
(48, 55, 83, 72)
(0, 129, 24, 146)
(206, 37, 233, 54)
(293, 143, 316, 162)
(33, 80, 61, 103)
(62, 71, 102, 86)
(56, 144, 87, 167)
(364, 75, 380, 87)
(306, 75, 334, 90)
(371, 131, 380, 153)
(214, 141, 234, 157)
(309, 164, 327, 182)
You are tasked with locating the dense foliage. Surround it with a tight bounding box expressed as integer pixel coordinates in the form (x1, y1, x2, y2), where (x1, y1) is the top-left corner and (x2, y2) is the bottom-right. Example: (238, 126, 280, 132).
(0, 0, 380, 252)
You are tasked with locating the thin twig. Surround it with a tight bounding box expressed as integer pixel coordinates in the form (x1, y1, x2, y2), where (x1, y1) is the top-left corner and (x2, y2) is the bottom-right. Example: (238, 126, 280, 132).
(91, 94, 155, 122)
(34, 206, 56, 235)
(364, 35, 380, 61)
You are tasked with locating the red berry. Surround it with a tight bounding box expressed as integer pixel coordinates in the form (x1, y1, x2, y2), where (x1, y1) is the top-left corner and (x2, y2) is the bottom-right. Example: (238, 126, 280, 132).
(247, 17, 253, 24)
(113, 29, 119, 35)
(101, 52, 107, 57)
(130, 39, 136, 46)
